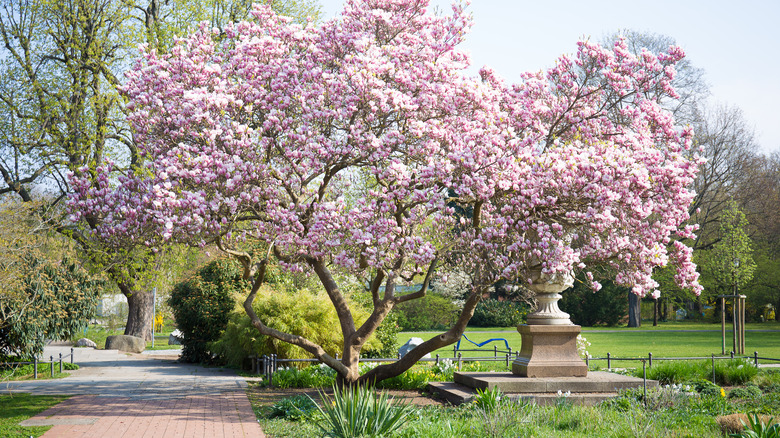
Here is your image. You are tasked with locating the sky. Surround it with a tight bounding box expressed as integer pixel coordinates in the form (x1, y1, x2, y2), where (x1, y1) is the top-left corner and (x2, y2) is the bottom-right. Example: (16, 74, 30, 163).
(317, 0, 780, 155)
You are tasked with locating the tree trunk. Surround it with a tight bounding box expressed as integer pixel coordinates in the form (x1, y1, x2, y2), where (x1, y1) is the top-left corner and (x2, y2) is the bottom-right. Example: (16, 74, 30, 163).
(696, 296, 703, 319)
(628, 293, 641, 327)
(653, 298, 658, 326)
(661, 298, 668, 321)
(121, 286, 155, 341)
(776, 297, 780, 322)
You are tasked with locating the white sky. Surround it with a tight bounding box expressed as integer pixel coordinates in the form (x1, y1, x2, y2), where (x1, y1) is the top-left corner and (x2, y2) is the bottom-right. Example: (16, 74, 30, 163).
(317, 0, 780, 155)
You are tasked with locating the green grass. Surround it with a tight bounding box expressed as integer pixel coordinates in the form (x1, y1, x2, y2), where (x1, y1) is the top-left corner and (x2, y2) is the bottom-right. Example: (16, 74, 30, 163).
(399, 321, 780, 368)
(1, 362, 77, 381)
(0, 394, 70, 438)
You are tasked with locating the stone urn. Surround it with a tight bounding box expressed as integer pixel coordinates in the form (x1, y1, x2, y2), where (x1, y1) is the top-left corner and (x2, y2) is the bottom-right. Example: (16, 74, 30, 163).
(512, 269, 588, 378)
(525, 270, 574, 325)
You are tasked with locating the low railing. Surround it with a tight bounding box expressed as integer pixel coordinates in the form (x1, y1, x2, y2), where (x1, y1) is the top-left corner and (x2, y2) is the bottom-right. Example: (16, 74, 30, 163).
(0, 348, 76, 379)
(252, 352, 516, 386)
(252, 349, 780, 386)
(585, 350, 777, 370)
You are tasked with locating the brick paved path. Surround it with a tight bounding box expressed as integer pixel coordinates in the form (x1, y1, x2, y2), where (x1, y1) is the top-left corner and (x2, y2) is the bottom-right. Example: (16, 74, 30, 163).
(24, 392, 263, 438)
(7, 347, 265, 438)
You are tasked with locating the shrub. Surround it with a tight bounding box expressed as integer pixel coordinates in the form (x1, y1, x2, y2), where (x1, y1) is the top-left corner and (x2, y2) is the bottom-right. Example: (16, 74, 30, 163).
(0, 256, 101, 359)
(394, 293, 459, 331)
(210, 286, 382, 367)
(728, 384, 763, 400)
(468, 299, 528, 327)
(361, 312, 400, 359)
(168, 258, 245, 363)
(754, 370, 780, 393)
(685, 378, 723, 396)
(559, 274, 628, 326)
(269, 395, 319, 421)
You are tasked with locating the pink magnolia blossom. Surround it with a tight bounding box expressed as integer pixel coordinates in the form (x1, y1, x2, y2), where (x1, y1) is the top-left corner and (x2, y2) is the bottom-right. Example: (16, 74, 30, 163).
(69, 1, 701, 298)
(68, 0, 701, 380)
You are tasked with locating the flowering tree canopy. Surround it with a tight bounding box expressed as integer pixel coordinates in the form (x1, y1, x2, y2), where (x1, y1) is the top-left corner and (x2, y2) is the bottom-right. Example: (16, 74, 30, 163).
(69, 0, 702, 383)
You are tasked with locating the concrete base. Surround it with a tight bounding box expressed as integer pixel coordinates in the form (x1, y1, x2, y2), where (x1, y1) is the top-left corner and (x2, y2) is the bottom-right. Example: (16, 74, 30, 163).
(428, 371, 658, 406)
(512, 324, 587, 377)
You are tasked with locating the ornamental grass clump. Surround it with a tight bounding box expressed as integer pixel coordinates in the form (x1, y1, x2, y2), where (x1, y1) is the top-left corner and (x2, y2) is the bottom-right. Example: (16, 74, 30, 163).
(272, 365, 337, 389)
(714, 359, 759, 386)
(312, 385, 414, 438)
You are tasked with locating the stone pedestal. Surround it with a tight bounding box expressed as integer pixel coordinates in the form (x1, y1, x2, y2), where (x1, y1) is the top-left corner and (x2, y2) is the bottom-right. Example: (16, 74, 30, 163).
(512, 324, 587, 377)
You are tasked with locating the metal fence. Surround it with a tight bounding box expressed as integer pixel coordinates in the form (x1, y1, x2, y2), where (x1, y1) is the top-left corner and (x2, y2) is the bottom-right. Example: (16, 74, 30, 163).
(0, 348, 76, 379)
(252, 351, 515, 386)
(252, 349, 780, 385)
(585, 350, 780, 370)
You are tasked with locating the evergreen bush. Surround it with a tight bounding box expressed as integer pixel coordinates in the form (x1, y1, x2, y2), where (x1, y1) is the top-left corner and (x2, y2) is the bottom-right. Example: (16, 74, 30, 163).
(168, 258, 245, 363)
(469, 299, 528, 327)
(559, 274, 628, 326)
(0, 256, 101, 359)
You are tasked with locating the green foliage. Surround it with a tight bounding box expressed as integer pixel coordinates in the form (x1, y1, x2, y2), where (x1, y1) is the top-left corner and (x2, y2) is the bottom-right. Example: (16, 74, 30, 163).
(361, 312, 400, 359)
(698, 200, 757, 297)
(272, 365, 337, 389)
(211, 286, 381, 367)
(731, 414, 780, 438)
(0, 255, 101, 359)
(714, 358, 759, 386)
(270, 395, 319, 421)
(0, 394, 70, 438)
(312, 384, 414, 438)
(640, 360, 703, 384)
(394, 294, 459, 331)
(468, 299, 528, 327)
(729, 384, 763, 400)
(472, 386, 504, 414)
(631, 358, 759, 386)
(168, 258, 245, 363)
(559, 274, 628, 326)
(361, 361, 486, 391)
(0, 361, 72, 381)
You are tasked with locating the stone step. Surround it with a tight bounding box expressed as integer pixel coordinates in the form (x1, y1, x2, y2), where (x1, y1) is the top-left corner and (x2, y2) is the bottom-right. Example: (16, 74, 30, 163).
(428, 381, 621, 406)
(428, 370, 657, 407)
(454, 371, 657, 394)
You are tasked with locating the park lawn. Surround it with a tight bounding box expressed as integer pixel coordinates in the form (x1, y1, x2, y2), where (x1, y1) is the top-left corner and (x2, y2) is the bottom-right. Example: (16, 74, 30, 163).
(399, 324, 780, 367)
(444, 320, 780, 332)
(0, 394, 69, 438)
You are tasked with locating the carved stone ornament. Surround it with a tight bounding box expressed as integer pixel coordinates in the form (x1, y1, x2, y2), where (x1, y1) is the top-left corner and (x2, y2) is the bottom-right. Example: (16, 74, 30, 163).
(526, 270, 574, 325)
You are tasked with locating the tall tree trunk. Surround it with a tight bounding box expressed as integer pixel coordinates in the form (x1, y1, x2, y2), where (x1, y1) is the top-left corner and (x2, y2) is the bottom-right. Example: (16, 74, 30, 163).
(653, 298, 658, 326)
(776, 297, 780, 322)
(695, 296, 703, 319)
(118, 283, 154, 341)
(628, 293, 641, 327)
(661, 298, 668, 321)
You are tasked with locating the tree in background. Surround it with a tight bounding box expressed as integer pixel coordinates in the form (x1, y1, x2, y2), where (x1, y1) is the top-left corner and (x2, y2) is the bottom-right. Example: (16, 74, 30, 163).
(72, 1, 702, 384)
(697, 201, 756, 300)
(0, 0, 321, 341)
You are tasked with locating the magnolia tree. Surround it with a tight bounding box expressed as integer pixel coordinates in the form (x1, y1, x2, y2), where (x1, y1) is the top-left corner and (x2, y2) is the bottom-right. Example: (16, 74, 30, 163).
(69, 0, 702, 384)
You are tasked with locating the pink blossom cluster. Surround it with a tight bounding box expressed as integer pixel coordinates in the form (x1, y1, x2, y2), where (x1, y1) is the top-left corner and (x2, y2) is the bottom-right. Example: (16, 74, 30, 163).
(68, 0, 702, 298)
